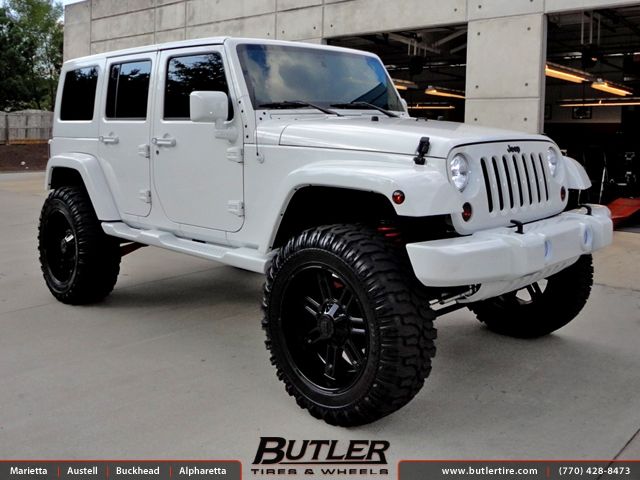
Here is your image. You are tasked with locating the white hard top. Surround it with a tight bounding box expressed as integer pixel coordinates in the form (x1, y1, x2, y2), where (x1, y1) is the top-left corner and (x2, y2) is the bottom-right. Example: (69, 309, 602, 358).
(63, 37, 378, 67)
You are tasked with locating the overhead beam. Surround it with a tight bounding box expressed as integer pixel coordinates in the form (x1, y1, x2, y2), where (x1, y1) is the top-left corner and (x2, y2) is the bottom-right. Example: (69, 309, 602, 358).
(388, 33, 441, 55)
(434, 29, 467, 47)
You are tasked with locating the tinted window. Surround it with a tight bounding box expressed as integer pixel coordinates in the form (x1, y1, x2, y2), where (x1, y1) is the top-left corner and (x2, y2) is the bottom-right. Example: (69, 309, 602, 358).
(164, 53, 230, 119)
(106, 60, 152, 119)
(60, 67, 99, 121)
(236, 44, 402, 111)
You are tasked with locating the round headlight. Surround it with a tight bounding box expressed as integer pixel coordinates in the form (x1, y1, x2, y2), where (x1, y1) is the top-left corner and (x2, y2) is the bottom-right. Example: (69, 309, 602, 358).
(546, 147, 560, 177)
(450, 154, 470, 192)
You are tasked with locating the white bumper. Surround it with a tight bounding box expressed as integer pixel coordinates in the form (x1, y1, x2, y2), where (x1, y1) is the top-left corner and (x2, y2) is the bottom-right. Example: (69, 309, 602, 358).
(406, 205, 613, 302)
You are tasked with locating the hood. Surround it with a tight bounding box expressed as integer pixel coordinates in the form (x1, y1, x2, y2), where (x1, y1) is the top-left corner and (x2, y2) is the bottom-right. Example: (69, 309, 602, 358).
(259, 116, 550, 158)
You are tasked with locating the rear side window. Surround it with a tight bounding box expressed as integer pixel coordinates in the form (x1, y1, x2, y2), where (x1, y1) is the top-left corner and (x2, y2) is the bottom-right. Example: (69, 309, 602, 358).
(164, 53, 230, 120)
(60, 66, 99, 121)
(106, 60, 152, 120)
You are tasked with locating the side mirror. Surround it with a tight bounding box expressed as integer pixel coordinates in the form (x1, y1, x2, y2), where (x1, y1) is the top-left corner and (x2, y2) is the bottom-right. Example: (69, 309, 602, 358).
(189, 91, 229, 124)
(400, 98, 408, 112)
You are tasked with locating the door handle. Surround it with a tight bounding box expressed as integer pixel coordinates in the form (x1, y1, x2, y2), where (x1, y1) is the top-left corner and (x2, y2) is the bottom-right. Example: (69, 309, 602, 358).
(99, 135, 119, 145)
(152, 137, 176, 147)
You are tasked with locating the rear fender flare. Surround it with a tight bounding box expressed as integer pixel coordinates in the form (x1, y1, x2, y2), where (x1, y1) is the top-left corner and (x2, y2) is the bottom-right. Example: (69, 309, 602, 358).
(46, 154, 121, 221)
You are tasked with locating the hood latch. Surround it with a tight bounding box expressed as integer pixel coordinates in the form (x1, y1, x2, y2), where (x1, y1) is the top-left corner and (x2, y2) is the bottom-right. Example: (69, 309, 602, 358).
(414, 137, 431, 165)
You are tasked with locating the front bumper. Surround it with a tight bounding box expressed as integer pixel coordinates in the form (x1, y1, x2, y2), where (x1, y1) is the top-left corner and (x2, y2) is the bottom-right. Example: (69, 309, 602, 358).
(406, 205, 613, 302)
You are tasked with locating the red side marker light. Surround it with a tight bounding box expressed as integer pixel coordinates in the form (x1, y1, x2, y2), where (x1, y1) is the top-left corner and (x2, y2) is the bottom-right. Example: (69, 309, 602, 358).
(392, 190, 406, 205)
(462, 202, 473, 222)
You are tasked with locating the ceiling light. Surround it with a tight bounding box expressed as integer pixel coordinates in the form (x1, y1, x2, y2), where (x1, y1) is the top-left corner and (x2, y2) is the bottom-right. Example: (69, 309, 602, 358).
(425, 87, 465, 99)
(559, 97, 640, 107)
(591, 80, 632, 97)
(393, 78, 417, 91)
(561, 101, 640, 107)
(409, 104, 455, 110)
(545, 64, 589, 84)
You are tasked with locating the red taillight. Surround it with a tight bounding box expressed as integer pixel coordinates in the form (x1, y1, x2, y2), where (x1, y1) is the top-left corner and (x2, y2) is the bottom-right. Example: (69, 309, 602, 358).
(462, 202, 473, 222)
(392, 190, 405, 205)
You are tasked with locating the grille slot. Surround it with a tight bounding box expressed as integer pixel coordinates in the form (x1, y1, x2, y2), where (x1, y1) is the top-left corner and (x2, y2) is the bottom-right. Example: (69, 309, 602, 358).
(481, 159, 494, 212)
(480, 151, 551, 213)
(502, 155, 515, 209)
(537, 153, 550, 201)
(491, 156, 505, 211)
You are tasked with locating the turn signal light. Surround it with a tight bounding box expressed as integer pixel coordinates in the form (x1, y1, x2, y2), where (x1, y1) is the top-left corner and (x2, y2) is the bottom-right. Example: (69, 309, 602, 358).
(392, 190, 406, 205)
(462, 202, 473, 222)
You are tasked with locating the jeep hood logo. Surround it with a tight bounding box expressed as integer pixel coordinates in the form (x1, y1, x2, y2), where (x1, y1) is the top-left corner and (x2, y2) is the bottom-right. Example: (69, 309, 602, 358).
(253, 437, 389, 465)
(507, 145, 521, 153)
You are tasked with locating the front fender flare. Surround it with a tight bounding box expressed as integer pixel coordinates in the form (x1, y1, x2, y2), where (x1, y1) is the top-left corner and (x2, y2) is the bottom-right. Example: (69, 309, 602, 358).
(262, 159, 461, 250)
(282, 160, 460, 217)
(564, 156, 592, 190)
(46, 153, 121, 221)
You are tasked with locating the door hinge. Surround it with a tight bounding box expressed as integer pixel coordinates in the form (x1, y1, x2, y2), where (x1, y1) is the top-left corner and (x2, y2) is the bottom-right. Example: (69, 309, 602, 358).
(226, 147, 244, 163)
(139, 189, 152, 204)
(138, 143, 150, 159)
(227, 200, 244, 217)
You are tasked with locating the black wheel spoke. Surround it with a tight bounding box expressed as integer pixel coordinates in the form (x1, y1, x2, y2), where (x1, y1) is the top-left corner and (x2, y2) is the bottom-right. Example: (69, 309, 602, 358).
(324, 344, 339, 379)
(304, 295, 320, 316)
(316, 271, 333, 302)
(527, 282, 543, 300)
(350, 327, 366, 336)
(305, 327, 322, 345)
(339, 287, 354, 310)
(344, 340, 364, 367)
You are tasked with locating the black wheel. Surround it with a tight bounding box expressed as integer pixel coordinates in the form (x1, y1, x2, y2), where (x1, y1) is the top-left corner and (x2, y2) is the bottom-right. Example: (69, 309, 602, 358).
(262, 225, 436, 426)
(38, 186, 121, 305)
(470, 255, 594, 338)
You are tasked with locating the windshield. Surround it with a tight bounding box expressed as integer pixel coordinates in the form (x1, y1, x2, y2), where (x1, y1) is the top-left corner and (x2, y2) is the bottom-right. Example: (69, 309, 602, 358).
(236, 44, 403, 112)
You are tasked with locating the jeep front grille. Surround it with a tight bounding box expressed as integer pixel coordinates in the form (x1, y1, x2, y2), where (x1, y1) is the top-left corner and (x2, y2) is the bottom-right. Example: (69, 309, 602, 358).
(480, 153, 550, 213)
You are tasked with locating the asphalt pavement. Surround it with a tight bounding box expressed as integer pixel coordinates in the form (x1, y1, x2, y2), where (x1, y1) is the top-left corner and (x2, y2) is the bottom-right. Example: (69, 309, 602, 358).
(0, 172, 639, 463)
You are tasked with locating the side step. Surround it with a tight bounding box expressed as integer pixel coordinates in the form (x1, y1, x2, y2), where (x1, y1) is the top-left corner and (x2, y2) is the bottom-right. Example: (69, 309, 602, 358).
(102, 222, 271, 274)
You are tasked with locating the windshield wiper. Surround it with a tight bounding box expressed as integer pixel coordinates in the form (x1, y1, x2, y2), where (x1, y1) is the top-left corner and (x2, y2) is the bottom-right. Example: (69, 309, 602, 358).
(330, 101, 399, 118)
(258, 101, 341, 116)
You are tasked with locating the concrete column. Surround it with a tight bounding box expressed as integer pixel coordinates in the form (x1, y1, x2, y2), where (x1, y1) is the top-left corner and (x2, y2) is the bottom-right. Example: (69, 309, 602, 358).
(465, 9, 547, 133)
(63, 1, 92, 60)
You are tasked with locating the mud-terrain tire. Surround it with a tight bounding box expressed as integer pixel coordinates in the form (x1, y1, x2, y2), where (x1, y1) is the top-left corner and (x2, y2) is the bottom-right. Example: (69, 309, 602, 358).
(38, 186, 121, 304)
(470, 255, 593, 338)
(262, 224, 436, 426)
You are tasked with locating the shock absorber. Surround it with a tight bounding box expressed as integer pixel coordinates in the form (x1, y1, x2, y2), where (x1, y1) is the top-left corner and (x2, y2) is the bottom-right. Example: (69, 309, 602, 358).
(377, 223, 403, 244)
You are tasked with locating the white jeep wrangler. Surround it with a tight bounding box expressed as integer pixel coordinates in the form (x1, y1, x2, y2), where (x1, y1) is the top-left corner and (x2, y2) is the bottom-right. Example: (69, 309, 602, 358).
(39, 37, 612, 426)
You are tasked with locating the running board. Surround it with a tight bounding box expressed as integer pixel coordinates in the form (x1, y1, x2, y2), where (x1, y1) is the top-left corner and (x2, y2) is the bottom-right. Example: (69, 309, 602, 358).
(102, 222, 270, 274)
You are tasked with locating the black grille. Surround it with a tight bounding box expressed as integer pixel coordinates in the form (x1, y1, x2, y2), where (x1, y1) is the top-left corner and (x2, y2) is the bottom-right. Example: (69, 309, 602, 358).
(480, 153, 550, 213)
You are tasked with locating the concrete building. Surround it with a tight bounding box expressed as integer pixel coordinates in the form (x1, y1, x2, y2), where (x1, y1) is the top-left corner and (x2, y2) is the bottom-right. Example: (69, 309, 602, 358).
(64, 0, 640, 137)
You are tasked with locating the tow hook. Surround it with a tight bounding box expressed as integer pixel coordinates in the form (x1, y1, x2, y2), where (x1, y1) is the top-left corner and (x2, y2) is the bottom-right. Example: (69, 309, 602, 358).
(577, 204, 593, 216)
(510, 219, 525, 234)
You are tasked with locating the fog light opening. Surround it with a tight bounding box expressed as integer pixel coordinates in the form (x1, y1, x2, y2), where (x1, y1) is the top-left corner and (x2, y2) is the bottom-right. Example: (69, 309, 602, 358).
(583, 227, 593, 249)
(462, 202, 473, 222)
(544, 240, 553, 261)
(392, 190, 405, 205)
